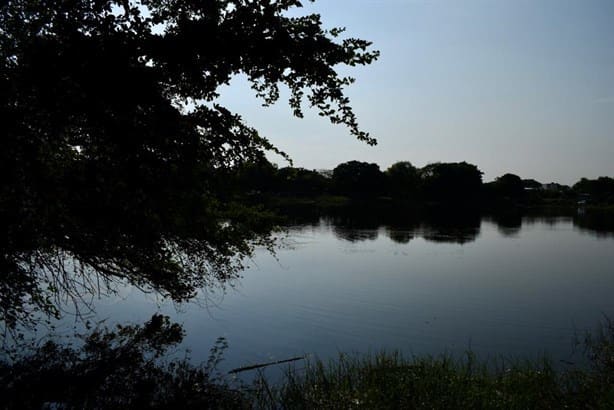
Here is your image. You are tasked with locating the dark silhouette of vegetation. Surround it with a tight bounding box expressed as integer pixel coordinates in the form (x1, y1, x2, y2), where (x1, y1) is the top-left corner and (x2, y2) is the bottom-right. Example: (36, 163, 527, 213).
(332, 161, 385, 198)
(522, 178, 543, 190)
(2, 1, 614, 408)
(419, 162, 483, 203)
(276, 167, 329, 197)
(574, 177, 614, 204)
(1, 315, 248, 409)
(494, 173, 525, 199)
(232, 153, 279, 195)
(385, 161, 420, 199)
(201, 156, 614, 246)
(225, 157, 614, 241)
(231, 157, 614, 215)
(255, 318, 614, 409)
(3, 316, 614, 409)
(0, 0, 378, 328)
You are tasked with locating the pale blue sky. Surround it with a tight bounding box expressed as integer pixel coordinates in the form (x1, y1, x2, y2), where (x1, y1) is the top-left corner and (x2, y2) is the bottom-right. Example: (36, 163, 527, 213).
(216, 0, 614, 184)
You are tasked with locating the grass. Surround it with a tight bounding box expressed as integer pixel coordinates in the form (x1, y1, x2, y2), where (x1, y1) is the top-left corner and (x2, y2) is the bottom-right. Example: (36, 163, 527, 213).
(2, 317, 614, 409)
(251, 320, 614, 409)
(253, 353, 576, 409)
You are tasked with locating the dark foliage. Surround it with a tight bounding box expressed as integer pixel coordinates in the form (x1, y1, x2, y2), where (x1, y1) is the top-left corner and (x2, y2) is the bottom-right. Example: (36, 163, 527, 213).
(522, 178, 542, 189)
(276, 167, 329, 196)
(574, 177, 614, 204)
(248, 319, 614, 409)
(0, 315, 248, 409)
(420, 162, 483, 202)
(222, 156, 614, 215)
(332, 160, 384, 197)
(0, 0, 378, 327)
(385, 161, 419, 199)
(494, 173, 524, 199)
(5, 315, 613, 409)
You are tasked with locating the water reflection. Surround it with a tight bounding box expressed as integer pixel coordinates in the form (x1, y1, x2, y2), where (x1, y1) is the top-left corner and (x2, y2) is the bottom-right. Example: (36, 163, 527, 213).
(9, 207, 614, 377)
(386, 229, 415, 244)
(489, 211, 522, 237)
(284, 206, 614, 243)
(330, 212, 380, 242)
(574, 210, 614, 238)
(418, 211, 481, 244)
(291, 207, 483, 244)
(196, 210, 614, 371)
(332, 226, 379, 242)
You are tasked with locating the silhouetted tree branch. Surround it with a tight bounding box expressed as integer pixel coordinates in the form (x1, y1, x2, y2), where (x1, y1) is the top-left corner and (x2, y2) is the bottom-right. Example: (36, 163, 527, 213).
(0, 0, 378, 327)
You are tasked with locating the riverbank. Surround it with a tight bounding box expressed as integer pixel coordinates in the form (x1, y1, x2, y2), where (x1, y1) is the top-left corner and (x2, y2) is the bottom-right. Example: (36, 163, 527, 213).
(252, 342, 613, 408)
(2, 317, 613, 409)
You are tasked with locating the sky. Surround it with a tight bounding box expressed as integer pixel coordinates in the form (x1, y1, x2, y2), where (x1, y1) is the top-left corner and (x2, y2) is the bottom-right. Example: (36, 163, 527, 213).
(215, 0, 614, 185)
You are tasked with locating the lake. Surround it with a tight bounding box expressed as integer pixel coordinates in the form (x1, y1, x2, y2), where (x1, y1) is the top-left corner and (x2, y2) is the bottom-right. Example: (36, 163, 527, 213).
(46, 211, 614, 376)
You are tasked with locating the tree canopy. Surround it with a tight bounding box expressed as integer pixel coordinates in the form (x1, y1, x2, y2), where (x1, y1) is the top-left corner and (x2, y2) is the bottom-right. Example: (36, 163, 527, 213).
(0, 0, 378, 327)
(573, 177, 614, 203)
(332, 160, 384, 197)
(385, 161, 419, 199)
(494, 173, 524, 199)
(419, 162, 483, 202)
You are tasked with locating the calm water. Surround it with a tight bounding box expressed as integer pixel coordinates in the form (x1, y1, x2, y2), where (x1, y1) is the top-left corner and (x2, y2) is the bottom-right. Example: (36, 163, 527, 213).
(49, 213, 614, 374)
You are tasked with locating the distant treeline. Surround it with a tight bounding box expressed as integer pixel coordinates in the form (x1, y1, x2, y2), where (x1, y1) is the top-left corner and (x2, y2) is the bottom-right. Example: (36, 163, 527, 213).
(230, 158, 614, 207)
